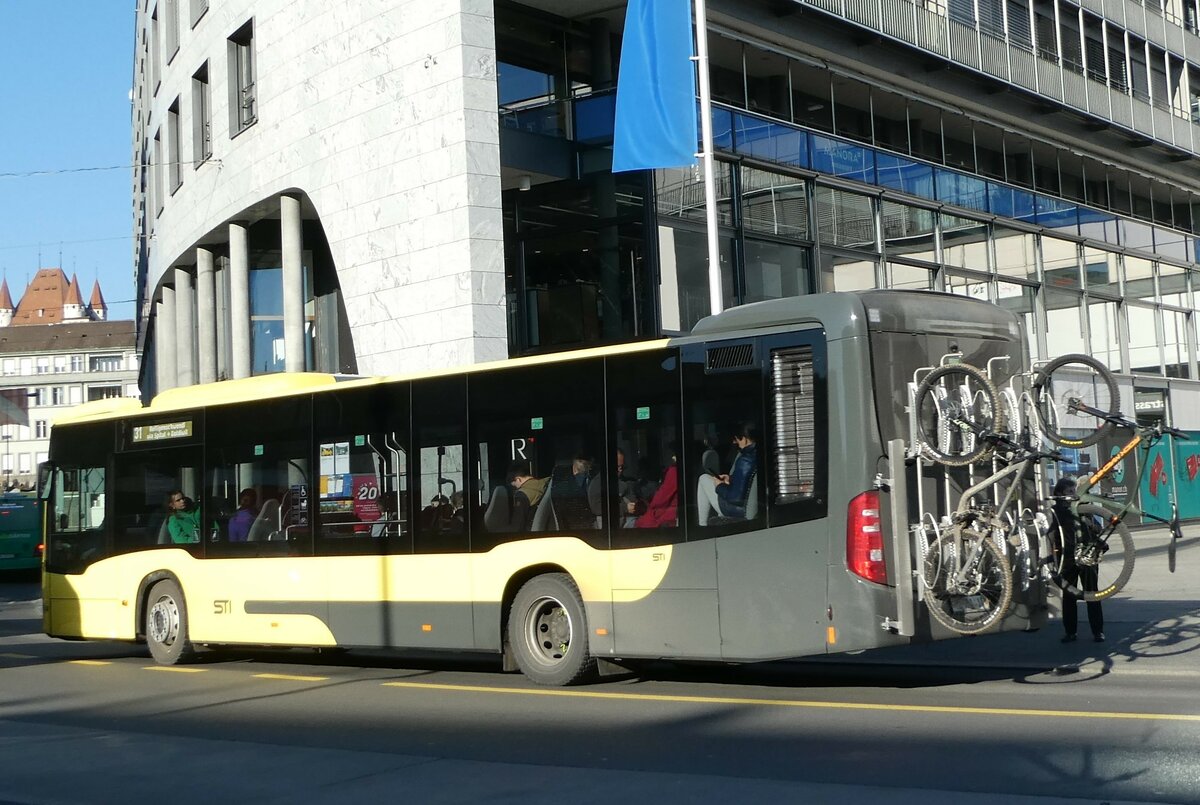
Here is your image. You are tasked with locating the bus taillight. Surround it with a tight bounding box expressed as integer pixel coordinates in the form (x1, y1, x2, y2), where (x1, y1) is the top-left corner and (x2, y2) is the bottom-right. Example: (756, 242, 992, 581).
(847, 490, 887, 584)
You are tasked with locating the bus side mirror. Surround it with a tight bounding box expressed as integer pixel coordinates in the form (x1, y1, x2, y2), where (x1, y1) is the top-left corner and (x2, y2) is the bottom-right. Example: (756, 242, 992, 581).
(37, 462, 55, 501)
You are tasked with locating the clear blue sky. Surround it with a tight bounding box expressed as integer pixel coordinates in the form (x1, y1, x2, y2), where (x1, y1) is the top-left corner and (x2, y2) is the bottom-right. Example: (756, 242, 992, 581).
(0, 3, 135, 320)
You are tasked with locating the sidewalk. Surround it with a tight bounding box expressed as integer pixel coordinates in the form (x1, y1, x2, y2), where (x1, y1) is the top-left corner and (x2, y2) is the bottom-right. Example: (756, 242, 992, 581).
(832, 524, 1200, 678)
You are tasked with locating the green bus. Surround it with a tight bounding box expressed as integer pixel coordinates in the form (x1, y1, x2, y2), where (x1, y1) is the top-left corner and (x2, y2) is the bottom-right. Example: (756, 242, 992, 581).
(0, 493, 43, 572)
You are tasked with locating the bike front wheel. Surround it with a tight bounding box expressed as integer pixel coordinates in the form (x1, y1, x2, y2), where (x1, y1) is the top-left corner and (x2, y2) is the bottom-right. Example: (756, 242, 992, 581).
(1031, 354, 1118, 449)
(913, 363, 1003, 466)
(922, 527, 1014, 635)
(1051, 503, 1135, 602)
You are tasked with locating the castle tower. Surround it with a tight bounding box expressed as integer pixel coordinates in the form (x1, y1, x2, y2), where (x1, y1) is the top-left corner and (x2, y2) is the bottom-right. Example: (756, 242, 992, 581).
(0, 280, 13, 328)
(88, 280, 108, 322)
(63, 274, 86, 321)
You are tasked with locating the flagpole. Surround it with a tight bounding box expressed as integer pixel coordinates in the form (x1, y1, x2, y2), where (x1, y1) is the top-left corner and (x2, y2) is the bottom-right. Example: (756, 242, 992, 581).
(692, 0, 722, 316)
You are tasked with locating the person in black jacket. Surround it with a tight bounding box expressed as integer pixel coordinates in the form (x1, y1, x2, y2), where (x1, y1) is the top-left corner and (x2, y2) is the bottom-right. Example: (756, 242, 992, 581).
(1052, 477, 1105, 643)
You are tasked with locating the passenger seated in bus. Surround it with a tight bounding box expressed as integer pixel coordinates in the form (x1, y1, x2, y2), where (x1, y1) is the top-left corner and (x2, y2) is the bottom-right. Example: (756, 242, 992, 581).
(613, 448, 646, 527)
(636, 444, 679, 529)
(420, 494, 455, 531)
(551, 457, 599, 530)
(696, 423, 758, 526)
(509, 460, 548, 508)
(165, 490, 201, 544)
(227, 488, 259, 542)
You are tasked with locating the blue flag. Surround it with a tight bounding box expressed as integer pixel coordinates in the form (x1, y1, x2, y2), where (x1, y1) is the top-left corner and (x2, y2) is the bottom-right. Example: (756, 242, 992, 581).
(611, 0, 698, 173)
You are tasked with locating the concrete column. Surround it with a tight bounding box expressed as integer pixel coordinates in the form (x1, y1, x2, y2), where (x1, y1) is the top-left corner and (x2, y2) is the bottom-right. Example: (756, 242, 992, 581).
(196, 247, 218, 384)
(157, 287, 177, 394)
(280, 194, 306, 372)
(174, 267, 196, 388)
(229, 222, 251, 379)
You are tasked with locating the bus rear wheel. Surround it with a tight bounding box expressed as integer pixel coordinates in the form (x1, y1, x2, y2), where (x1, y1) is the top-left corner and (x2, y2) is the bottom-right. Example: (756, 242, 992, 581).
(145, 579, 196, 665)
(508, 573, 596, 686)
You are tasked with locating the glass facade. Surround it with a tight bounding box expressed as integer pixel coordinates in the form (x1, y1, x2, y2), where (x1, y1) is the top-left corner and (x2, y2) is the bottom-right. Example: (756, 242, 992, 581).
(493, 2, 1198, 381)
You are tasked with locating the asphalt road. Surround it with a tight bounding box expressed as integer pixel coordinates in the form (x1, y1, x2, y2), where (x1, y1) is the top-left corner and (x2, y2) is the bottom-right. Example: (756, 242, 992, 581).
(2, 538, 1199, 805)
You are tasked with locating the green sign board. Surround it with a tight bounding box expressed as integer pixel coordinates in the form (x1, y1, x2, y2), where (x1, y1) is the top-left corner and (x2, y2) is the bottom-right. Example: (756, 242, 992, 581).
(636, 406, 651, 421)
(355, 435, 366, 446)
(531, 417, 544, 431)
(254, 444, 264, 456)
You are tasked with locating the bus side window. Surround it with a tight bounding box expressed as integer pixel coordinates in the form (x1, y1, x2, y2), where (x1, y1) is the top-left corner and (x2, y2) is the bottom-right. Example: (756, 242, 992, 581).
(313, 384, 411, 556)
(469, 357, 606, 550)
(683, 342, 765, 536)
(110, 451, 204, 557)
(205, 396, 313, 558)
(413, 376, 468, 554)
(606, 350, 683, 549)
(47, 465, 108, 572)
(763, 335, 826, 526)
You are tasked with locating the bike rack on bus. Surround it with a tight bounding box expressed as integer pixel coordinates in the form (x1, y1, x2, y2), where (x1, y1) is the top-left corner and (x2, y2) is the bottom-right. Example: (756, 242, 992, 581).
(881, 438, 916, 637)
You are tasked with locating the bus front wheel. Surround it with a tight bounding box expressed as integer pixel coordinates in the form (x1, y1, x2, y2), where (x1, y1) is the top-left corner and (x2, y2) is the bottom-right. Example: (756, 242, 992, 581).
(145, 579, 196, 665)
(508, 573, 596, 686)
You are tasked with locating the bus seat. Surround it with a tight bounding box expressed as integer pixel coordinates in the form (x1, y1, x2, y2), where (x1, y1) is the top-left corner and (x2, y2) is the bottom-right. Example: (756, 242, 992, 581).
(247, 499, 280, 542)
(530, 477, 558, 531)
(156, 518, 172, 545)
(483, 486, 513, 533)
(744, 475, 759, 520)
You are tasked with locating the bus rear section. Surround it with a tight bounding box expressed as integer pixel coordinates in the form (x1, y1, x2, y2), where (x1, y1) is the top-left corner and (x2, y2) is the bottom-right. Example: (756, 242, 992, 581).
(0, 493, 43, 573)
(827, 290, 1049, 651)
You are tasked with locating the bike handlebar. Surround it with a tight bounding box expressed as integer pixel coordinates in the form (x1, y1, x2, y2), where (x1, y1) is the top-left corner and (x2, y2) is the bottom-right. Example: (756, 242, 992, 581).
(1068, 399, 1190, 440)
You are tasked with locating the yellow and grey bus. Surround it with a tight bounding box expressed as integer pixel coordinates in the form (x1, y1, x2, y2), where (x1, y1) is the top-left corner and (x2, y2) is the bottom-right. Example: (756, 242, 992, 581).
(39, 290, 1042, 684)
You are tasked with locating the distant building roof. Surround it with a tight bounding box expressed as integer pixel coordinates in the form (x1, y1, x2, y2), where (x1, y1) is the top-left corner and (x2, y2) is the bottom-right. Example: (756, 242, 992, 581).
(12, 268, 73, 326)
(0, 281, 13, 311)
(0, 320, 135, 355)
(89, 280, 107, 310)
(65, 274, 84, 307)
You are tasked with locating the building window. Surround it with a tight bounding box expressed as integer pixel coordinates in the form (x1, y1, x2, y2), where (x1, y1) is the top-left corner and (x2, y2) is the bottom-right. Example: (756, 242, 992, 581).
(35, 358, 49, 375)
(70, 355, 84, 372)
(51, 387, 63, 406)
(30, 389, 45, 407)
(228, 20, 257, 135)
(89, 355, 123, 373)
(88, 386, 123, 402)
(18, 454, 30, 474)
(154, 129, 164, 217)
(192, 62, 213, 164)
(150, 6, 161, 95)
(190, 0, 208, 27)
(34, 420, 47, 439)
(165, 0, 180, 62)
(168, 98, 183, 192)
(53, 357, 67, 373)
(2, 359, 13, 376)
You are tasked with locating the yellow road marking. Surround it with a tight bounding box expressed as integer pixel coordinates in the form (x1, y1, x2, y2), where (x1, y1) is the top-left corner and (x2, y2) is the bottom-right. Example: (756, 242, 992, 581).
(1, 652, 36, 659)
(144, 666, 206, 673)
(381, 681, 1200, 724)
(67, 659, 111, 666)
(254, 673, 329, 682)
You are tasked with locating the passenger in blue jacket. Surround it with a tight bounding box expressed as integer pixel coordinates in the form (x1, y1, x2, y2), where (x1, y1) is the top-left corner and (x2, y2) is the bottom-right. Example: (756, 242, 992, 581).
(696, 422, 758, 526)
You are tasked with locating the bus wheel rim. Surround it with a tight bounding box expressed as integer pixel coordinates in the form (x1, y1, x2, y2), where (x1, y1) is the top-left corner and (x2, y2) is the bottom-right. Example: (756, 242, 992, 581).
(149, 596, 179, 647)
(525, 595, 571, 667)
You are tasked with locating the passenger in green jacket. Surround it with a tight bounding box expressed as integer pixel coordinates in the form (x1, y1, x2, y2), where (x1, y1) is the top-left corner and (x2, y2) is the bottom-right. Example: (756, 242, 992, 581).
(166, 490, 201, 544)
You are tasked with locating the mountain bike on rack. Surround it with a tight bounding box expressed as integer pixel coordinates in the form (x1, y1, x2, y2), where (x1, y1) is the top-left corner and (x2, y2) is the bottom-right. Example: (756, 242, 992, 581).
(916, 428, 1062, 634)
(913, 352, 1187, 616)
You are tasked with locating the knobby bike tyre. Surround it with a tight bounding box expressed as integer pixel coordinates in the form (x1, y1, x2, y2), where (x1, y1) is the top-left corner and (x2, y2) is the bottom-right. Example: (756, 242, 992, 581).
(1031, 354, 1118, 449)
(1051, 503, 1134, 603)
(922, 528, 1014, 635)
(913, 363, 1004, 467)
